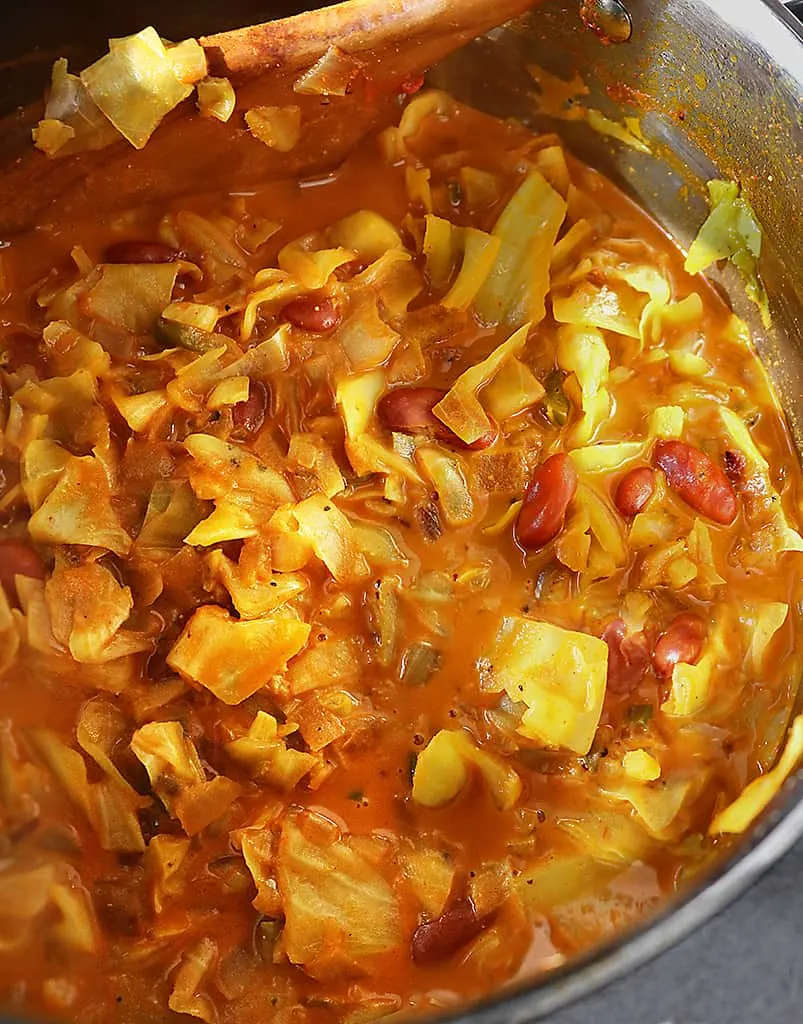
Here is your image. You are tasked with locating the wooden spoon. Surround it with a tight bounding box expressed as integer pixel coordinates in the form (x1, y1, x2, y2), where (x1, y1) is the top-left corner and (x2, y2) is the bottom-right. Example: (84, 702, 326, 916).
(0, 0, 541, 234)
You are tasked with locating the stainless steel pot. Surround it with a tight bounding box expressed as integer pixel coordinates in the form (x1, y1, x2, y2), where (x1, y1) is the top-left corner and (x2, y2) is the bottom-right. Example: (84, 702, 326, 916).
(0, 1, 801, 1020)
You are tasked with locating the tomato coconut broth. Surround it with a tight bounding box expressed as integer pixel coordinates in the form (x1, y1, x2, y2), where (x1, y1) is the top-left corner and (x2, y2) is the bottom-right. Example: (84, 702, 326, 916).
(1, 78, 803, 1024)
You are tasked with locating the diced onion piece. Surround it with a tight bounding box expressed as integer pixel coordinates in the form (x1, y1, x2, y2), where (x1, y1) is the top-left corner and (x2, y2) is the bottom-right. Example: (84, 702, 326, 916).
(622, 749, 661, 782)
(432, 323, 530, 446)
(81, 28, 195, 149)
(167, 605, 311, 704)
(474, 170, 567, 328)
(293, 45, 362, 97)
(32, 119, 75, 157)
(482, 617, 608, 755)
(648, 405, 685, 439)
(245, 105, 302, 152)
(669, 350, 710, 378)
(710, 714, 803, 834)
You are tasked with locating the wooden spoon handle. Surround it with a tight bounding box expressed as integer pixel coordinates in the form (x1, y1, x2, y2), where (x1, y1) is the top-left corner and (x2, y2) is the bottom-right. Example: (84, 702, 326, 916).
(201, 0, 539, 79)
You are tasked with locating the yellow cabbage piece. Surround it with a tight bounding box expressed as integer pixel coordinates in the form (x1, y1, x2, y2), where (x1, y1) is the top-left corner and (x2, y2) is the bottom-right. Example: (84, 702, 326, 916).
(292, 494, 370, 583)
(553, 278, 645, 339)
(442, 228, 501, 311)
(225, 711, 317, 790)
(338, 296, 400, 372)
(184, 434, 295, 545)
(483, 358, 545, 421)
(622, 749, 661, 782)
(286, 636, 362, 695)
(482, 617, 608, 755)
(168, 937, 218, 1024)
(207, 549, 307, 621)
(661, 616, 730, 718)
(196, 77, 236, 122)
(557, 324, 610, 446)
(136, 479, 208, 551)
(648, 405, 685, 439)
(131, 720, 205, 807)
(710, 714, 803, 834)
(34, 57, 119, 156)
(432, 323, 530, 446)
(28, 454, 132, 555)
(685, 179, 769, 327)
(400, 848, 455, 918)
(337, 371, 385, 441)
(277, 811, 401, 972)
(81, 28, 199, 149)
(422, 214, 458, 288)
(328, 211, 402, 261)
(569, 441, 645, 475)
(412, 729, 522, 810)
(245, 105, 302, 152)
(415, 447, 474, 526)
(167, 605, 311, 705)
(45, 561, 152, 663)
(602, 776, 692, 838)
(86, 263, 178, 332)
(741, 602, 789, 670)
(474, 171, 566, 328)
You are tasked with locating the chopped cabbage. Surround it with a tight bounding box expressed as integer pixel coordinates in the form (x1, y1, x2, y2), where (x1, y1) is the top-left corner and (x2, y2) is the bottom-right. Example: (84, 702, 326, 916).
(557, 325, 610, 446)
(287, 637, 362, 696)
(34, 58, 119, 156)
(422, 214, 458, 289)
(622, 749, 661, 782)
(741, 602, 788, 670)
(87, 263, 178, 332)
(226, 712, 317, 790)
(277, 811, 401, 973)
(710, 713, 803, 834)
(339, 296, 400, 372)
(168, 937, 218, 1023)
(245, 106, 302, 152)
(400, 848, 455, 918)
(196, 77, 236, 122)
(432, 323, 530, 446)
(81, 28, 199, 149)
(474, 171, 566, 328)
(292, 494, 370, 583)
(602, 776, 692, 838)
(482, 617, 608, 755)
(328, 211, 402, 261)
(412, 729, 521, 810)
(167, 605, 311, 704)
(648, 405, 685, 439)
(483, 358, 545, 421)
(569, 441, 645, 475)
(415, 447, 474, 526)
(442, 228, 501, 311)
(28, 454, 132, 555)
(685, 179, 769, 327)
(293, 45, 362, 97)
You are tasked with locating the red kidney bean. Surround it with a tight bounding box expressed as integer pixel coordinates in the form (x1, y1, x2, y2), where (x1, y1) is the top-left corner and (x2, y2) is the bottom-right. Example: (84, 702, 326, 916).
(281, 294, 342, 333)
(652, 612, 706, 677)
(411, 899, 485, 965)
(399, 75, 426, 95)
(334, 259, 365, 281)
(515, 453, 578, 550)
(104, 240, 180, 264)
(232, 380, 268, 435)
(377, 387, 497, 451)
(614, 466, 656, 518)
(602, 618, 651, 695)
(0, 539, 45, 606)
(652, 440, 737, 525)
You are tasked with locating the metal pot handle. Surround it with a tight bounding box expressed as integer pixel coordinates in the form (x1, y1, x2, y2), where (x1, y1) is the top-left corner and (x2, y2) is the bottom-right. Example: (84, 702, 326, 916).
(782, 0, 803, 20)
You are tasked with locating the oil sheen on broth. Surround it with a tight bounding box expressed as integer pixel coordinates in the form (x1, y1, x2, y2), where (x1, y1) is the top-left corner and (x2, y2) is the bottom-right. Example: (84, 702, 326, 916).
(0, 87, 802, 1024)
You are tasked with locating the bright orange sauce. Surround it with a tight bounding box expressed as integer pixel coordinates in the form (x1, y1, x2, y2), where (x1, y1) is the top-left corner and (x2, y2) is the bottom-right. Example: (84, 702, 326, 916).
(0, 91, 801, 1024)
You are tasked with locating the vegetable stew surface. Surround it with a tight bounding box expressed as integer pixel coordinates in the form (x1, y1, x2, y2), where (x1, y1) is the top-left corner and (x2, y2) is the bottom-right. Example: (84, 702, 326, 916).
(1, 83, 803, 1024)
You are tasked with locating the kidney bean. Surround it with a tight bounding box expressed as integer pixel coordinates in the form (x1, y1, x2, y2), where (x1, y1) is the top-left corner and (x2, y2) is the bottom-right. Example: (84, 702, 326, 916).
(652, 440, 737, 525)
(411, 899, 485, 965)
(652, 612, 706, 677)
(515, 453, 578, 550)
(281, 294, 342, 333)
(377, 387, 497, 450)
(614, 466, 655, 518)
(399, 75, 426, 95)
(104, 240, 180, 264)
(232, 380, 268, 435)
(602, 618, 651, 695)
(0, 539, 45, 606)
